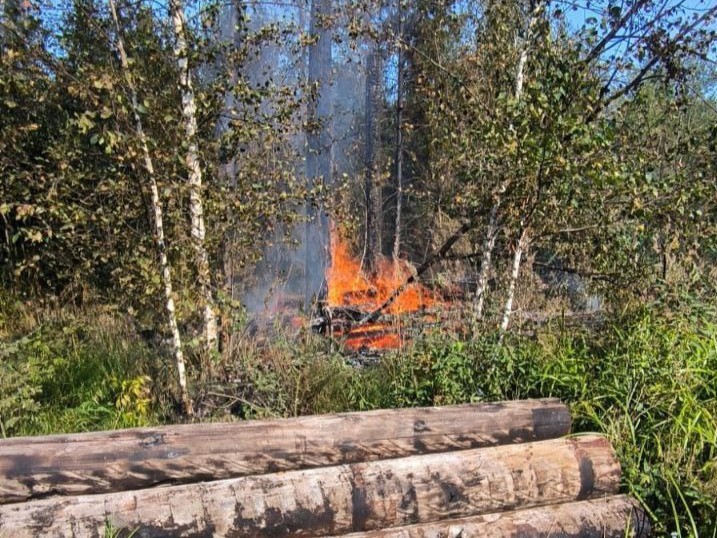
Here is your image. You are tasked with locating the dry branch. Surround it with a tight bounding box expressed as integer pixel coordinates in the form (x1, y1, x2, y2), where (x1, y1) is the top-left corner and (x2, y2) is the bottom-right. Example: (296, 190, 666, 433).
(358, 221, 473, 325)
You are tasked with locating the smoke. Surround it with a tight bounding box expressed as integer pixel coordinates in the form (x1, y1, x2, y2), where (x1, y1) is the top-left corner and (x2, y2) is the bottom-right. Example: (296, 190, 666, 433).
(212, 0, 368, 316)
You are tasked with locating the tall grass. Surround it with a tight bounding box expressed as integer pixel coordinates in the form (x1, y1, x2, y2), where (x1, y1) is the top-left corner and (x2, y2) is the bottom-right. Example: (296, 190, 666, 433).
(0, 297, 165, 436)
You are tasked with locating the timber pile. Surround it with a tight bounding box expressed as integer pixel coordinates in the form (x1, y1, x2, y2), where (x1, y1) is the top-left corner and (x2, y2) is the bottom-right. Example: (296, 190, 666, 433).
(0, 399, 649, 537)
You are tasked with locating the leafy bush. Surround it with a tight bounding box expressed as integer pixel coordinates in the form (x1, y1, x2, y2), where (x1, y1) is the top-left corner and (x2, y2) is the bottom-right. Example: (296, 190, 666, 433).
(0, 306, 162, 436)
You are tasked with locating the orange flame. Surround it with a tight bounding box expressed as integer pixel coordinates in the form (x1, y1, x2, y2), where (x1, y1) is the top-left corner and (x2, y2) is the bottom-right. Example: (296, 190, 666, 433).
(325, 225, 441, 350)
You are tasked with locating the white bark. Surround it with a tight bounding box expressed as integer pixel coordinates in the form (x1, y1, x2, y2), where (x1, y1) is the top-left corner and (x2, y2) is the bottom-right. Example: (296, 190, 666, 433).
(472, 1, 542, 323)
(499, 226, 529, 338)
(108, 0, 193, 416)
(514, 42, 529, 97)
(169, 0, 218, 354)
(472, 201, 499, 320)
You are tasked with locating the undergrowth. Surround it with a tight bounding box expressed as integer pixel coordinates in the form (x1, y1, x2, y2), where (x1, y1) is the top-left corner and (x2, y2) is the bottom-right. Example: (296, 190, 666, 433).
(1, 291, 715, 535)
(0, 295, 165, 436)
(229, 303, 717, 536)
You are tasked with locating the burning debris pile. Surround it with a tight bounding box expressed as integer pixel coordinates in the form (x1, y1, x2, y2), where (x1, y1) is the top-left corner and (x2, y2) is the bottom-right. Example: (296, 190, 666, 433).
(313, 226, 447, 352)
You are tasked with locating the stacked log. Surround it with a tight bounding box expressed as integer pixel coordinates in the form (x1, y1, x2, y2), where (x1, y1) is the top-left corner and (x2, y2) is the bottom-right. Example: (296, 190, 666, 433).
(0, 399, 570, 502)
(0, 399, 649, 537)
(339, 496, 650, 538)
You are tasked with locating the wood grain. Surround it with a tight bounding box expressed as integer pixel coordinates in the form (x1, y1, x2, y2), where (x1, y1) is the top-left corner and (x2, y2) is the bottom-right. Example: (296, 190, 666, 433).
(336, 495, 650, 537)
(0, 398, 570, 504)
(0, 435, 619, 537)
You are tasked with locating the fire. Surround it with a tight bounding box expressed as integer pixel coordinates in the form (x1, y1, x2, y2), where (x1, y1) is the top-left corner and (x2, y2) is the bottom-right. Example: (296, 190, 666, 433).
(326, 227, 439, 314)
(325, 225, 442, 351)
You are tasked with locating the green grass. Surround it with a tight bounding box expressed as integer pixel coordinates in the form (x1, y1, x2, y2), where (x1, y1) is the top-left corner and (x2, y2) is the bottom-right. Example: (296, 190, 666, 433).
(0, 303, 164, 436)
(1, 293, 715, 535)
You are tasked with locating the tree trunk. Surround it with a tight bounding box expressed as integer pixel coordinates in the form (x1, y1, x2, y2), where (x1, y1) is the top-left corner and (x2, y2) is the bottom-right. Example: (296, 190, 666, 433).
(472, 192, 501, 323)
(0, 435, 620, 536)
(364, 46, 383, 274)
(107, 0, 192, 416)
(214, 1, 242, 355)
(392, 2, 404, 261)
(471, 2, 541, 321)
(168, 0, 218, 354)
(0, 399, 570, 502)
(304, 0, 333, 305)
(499, 225, 529, 337)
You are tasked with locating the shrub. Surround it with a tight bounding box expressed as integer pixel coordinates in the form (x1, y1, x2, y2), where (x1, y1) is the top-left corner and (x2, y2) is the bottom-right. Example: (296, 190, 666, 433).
(0, 305, 162, 436)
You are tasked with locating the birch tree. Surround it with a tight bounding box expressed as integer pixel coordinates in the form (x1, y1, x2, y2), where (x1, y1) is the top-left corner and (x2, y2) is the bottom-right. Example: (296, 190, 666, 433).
(107, 0, 193, 415)
(168, 0, 218, 353)
(497, 1, 717, 335)
(473, 0, 543, 326)
(495, 0, 544, 335)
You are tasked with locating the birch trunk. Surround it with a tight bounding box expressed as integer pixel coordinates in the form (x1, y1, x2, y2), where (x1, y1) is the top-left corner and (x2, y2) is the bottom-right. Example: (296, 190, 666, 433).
(499, 225, 529, 338)
(168, 0, 218, 354)
(472, 2, 541, 322)
(392, 2, 404, 261)
(108, 0, 192, 416)
(472, 185, 503, 323)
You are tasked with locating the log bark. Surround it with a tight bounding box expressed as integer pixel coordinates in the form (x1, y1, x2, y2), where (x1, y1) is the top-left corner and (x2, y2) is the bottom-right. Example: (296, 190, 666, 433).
(107, 0, 192, 416)
(0, 399, 569, 504)
(336, 495, 650, 537)
(0, 435, 619, 537)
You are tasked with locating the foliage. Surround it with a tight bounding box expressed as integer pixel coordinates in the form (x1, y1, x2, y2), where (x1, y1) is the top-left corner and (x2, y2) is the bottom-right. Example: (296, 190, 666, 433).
(1, 0, 716, 533)
(0, 304, 163, 436)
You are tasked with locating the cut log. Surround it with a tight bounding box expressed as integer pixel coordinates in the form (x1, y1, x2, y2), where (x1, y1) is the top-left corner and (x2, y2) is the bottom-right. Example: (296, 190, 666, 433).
(0, 399, 570, 504)
(335, 495, 650, 537)
(0, 435, 620, 537)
